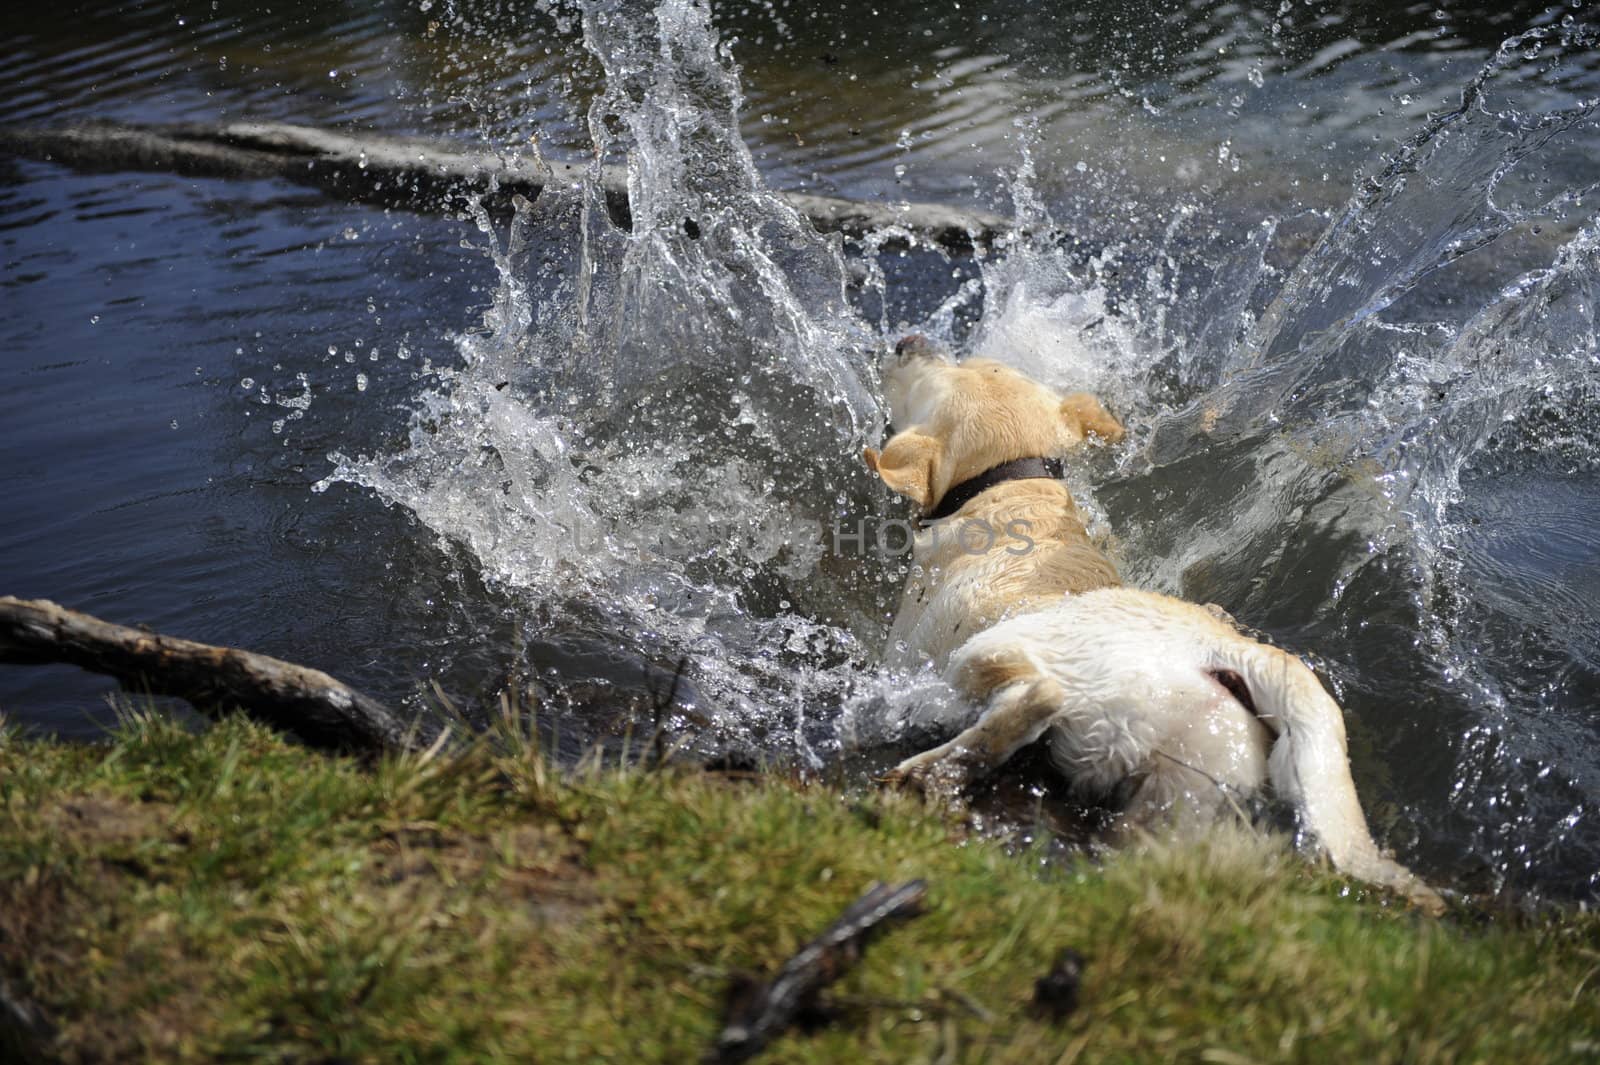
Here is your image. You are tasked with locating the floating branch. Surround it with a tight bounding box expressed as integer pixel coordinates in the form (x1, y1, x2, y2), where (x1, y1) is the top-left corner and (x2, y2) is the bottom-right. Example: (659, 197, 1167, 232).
(0, 120, 1013, 253)
(0, 596, 414, 756)
(710, 879, 928, 1063)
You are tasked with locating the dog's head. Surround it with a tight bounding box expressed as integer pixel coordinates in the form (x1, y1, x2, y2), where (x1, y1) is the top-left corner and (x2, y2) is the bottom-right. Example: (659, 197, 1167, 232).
(864, 335, 1124, 509)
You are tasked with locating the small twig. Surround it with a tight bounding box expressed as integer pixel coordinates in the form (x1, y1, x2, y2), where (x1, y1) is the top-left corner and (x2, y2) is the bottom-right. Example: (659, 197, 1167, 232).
(938, 986, 997, 1024)
(823, 986, 995, 1024)
(709, 880, 928, 1063)
(644, 655, 691, 770)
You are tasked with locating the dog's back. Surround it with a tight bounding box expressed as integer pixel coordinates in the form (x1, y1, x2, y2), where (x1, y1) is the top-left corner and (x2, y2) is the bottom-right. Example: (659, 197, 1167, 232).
(885, 478, 1120, 670)
(867, 336, 1444, 913)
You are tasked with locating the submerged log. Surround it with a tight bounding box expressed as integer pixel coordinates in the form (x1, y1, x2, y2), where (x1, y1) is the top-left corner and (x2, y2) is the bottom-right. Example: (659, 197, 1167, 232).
(0, 120, 1012, 253)
(710, 879, 927, 1063)
(0, 597, 414, 756)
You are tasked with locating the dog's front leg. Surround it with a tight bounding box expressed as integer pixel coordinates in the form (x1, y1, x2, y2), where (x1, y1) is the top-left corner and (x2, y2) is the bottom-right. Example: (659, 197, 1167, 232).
(885, 676, 1065, 800)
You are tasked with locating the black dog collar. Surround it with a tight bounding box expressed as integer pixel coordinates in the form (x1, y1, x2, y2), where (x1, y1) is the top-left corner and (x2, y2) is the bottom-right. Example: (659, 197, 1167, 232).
(921, 455, 1065, 524)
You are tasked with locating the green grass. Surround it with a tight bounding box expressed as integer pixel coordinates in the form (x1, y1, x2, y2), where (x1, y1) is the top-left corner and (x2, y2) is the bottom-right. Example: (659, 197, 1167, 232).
(1, 710, 1597, 1063)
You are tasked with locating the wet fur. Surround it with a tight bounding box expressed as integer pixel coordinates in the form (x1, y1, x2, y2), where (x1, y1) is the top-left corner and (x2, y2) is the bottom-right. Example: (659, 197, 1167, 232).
(866, 336, 1443, 913)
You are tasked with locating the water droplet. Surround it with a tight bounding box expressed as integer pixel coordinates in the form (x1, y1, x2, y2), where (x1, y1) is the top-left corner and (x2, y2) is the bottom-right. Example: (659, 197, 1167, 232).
(356, 373, 369, 392)
(170, 419, 179, 430)
(89, 315, 100, 325)
(342, 227, 358, 240)
(239, 377, 255, 389)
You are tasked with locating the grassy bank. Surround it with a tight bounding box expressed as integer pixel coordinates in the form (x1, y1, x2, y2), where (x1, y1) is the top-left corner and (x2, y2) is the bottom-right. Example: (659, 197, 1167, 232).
(1, 711, 1596, 1063)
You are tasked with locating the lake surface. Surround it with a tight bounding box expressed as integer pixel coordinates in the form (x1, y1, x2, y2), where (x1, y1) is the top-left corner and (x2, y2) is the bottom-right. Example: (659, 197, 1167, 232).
(3, 0, 1598, 900)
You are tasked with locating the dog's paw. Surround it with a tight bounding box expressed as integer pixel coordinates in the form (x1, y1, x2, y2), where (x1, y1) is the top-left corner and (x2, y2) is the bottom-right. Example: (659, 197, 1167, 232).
(1060, 392, 1126, 445)
(1376, 857, 1449, 917)
(883, 748, 971, 803)
(1408, 883, 1449, 918)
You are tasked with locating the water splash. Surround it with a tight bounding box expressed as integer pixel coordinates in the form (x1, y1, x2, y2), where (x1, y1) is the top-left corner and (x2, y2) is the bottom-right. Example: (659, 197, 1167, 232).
(319, 0, 886, 754)
(575, 0, 879, 429)
(1048, 22, 1600, 620)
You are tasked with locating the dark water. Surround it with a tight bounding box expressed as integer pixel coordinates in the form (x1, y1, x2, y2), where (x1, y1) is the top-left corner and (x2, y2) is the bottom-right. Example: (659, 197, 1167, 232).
(2, 0, 1597, 898)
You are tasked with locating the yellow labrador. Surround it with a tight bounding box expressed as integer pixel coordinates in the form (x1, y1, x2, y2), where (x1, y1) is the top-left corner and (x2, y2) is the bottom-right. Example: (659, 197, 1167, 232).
(866, 335, 1443, 912)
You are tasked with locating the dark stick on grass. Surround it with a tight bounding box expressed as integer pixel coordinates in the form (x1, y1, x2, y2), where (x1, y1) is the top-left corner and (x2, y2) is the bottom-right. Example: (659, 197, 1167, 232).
(710, 879, 928, 1064)
(0, 120, 1013, 254)
(0, 976, 55, 1065)
(0, 596, 415, 756)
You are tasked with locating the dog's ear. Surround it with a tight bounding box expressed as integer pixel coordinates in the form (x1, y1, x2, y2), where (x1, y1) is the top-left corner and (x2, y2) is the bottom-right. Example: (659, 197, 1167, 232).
(864, 430, 942, 508)
(1060, 393, 1125, 444)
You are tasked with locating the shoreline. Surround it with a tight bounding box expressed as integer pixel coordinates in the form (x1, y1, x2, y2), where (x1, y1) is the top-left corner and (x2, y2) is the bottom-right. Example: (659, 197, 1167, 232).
(2, 712, 1595, 1062)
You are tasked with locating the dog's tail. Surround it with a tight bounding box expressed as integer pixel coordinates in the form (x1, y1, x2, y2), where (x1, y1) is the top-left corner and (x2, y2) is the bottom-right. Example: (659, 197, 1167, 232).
(1233, 645, 1446, 914)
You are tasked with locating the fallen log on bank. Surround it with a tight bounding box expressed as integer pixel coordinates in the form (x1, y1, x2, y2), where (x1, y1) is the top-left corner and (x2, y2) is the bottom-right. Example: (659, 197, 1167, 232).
(0, 597, 414, 757)
(710, 879, 928, 1063)
(0, 120, 1012, 254)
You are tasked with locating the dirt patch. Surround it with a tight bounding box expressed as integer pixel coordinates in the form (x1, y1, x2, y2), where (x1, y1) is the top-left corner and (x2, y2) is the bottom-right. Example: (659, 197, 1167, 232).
(0, 794, 200, 1063)
(369, 820, 597, 924)
(1, 793, 178, 963)
(41, 795, 177, 849)
(2, 794, 602, 1062)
